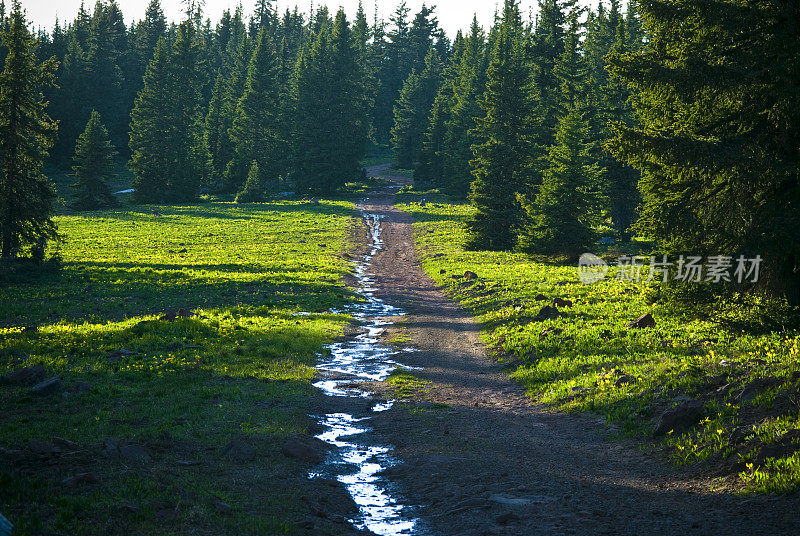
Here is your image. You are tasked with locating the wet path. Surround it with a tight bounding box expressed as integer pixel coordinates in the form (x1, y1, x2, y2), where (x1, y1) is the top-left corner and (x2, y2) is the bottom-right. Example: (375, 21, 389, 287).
(311, 211, 423, 536)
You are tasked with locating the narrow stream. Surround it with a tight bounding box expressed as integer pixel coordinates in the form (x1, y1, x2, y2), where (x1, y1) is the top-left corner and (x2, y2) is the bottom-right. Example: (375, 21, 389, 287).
(311, 211, 422, 536)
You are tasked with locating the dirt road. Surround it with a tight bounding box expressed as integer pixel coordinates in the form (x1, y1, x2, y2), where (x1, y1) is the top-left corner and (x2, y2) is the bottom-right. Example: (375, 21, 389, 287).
(353, 172, 799, 536)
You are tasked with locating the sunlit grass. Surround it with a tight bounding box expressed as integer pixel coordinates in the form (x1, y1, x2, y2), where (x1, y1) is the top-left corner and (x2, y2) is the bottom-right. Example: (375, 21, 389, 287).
(0, 199, 358, 534)
(398, 192, 800, 494)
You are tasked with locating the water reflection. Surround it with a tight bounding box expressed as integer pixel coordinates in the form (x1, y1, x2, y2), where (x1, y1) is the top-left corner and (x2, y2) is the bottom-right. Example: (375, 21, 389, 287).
(312, 211, 421, 536)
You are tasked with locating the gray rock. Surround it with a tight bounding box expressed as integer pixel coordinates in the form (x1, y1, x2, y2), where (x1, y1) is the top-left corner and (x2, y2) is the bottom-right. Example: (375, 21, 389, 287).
(31, 377, 62, 396)
(222, 439, 257, 463)
(627, 313, 656, 329)
(281, 438, 321, 463)
(62, 472, 98, 487)
(119, 444, 151, 464)
(1, 364, 45, 386)
(654, 400, 704, 436)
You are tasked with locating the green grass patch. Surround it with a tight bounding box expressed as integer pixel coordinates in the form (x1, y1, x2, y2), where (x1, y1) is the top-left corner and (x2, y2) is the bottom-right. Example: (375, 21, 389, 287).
(1, 199, 358, 534)
(398, 194, 800, 494)
(386, 368, 432, 399)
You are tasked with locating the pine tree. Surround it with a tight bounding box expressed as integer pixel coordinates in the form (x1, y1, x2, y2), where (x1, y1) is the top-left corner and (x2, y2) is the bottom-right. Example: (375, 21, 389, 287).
(391, 46, 442, 168)
(0, 1, 59, 261)
(440, 17, 487, 197)
(235, 160, 265, 203)
(129, 20, 205, 202)
(293, 9, 368, 194)
(71, 110, 116, 210)
(224, 27, 281, 192)
(518, 108, 605, 259)
(608, 0, 800, 303)
(464, 0, 537, 251)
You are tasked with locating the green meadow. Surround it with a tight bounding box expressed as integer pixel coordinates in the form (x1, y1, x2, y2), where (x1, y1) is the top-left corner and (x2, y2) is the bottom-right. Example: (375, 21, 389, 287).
(0, 200, 357, 534)
(398, 191, 800, 494)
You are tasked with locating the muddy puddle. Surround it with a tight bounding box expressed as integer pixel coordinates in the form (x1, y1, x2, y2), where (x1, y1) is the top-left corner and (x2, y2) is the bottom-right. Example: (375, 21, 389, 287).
(311, 211, 423, 536)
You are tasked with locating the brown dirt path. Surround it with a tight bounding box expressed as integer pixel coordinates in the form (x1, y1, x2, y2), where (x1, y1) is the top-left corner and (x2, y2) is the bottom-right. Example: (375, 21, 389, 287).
(356, 169, 799, 536)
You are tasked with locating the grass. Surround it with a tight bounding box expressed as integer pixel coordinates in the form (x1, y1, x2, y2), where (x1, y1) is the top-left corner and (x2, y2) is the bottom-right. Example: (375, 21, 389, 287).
(397, 191, 800, 494)
(385, 368, 432, 399)
(0, 199, 360, 534)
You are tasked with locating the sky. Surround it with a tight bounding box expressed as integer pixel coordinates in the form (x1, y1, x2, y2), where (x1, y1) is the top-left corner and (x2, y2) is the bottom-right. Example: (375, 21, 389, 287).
(20, 0, 568, 37)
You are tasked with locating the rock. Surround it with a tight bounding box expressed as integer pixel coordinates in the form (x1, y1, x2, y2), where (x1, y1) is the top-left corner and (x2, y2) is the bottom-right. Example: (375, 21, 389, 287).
(119, 444, 151, 464)
(213, 499, 233, 515)
(495, 512, 520, 525)
(464, 271, 478, 280)
(282, 438, 321, 463)
(31, 377, 62, 396)
(107, 348, 136, 361)
(615, 375, 635, 388)
(539, 327, 564, 340)
(62, 472, 98, 487)
(74, 381, 92, 393)
(28, 440, 54, 455)
(552, 297, 573, 308)
(222, 439, 257, 463)
(737, 377, 780, 402)
(489, 495, 534, 507)
(52, 437, 78, 452)
(654, 400, 704, 436)
(0, 364, 45, 386)
(627, 313, 656, 329)
(532, 306, 559, 322)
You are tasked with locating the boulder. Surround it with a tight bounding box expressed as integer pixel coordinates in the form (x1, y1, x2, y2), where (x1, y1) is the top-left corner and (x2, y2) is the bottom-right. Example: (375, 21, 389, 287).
(31, 377, 62, 396)
(222, 439, 257, 463)
(0, 365, 45, 386)
(654, 400, 704, 436)
(627, 313, 656, 329)
(281, 438, 322, 463)
(532, 306, 559, 322)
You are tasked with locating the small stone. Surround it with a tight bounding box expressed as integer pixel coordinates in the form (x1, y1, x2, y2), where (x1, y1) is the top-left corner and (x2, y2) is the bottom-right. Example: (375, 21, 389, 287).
(281, 438, 321, 463)
(627, 313, 656, 329)
(61, 472, 98, 487)
(532, 305, 559, 322)
(119, 444, 150, 464)
(464, 271, 478, 280)
(0, 364, 45, 386)
(31, 377, 62, 396)
(615, 375, 635, 388)
(552, 297, 573, 308)
(495, 512, 520, 525)
(654, 400, 704, 436)
(28, 439, 54, 455)
(213, 499, 233, 515)
(52, 437, 78, 452)
(222, 439, 257, 463)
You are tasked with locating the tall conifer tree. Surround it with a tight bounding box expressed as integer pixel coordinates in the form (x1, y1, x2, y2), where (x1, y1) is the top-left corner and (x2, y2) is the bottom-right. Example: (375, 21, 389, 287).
(0, 1, 59, 261)
(72, 110, 116, 209)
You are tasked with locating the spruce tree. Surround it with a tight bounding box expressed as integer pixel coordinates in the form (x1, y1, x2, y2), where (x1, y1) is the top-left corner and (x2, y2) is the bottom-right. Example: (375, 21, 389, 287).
(0, 1, 59, 261)
(391, 46, 443, 168)
(72, 110, 116, 210)
(224, 27, 281, 193)
(235, 160, 265, 203)
(608, 0, 800, 303)
(293, 9, 368, 195)
(441, 18, 487, 197)
(129, 20, 205, 202)
(518, 109, 605, 259)
(464, 0, 537, 251)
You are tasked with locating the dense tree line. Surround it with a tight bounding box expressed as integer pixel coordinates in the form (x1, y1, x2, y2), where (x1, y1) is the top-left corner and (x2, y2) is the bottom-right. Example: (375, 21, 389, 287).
(1, 0, 798, 306)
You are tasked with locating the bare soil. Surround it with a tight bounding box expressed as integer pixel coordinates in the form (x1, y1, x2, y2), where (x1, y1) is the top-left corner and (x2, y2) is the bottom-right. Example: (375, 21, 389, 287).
(351, 171, 800, 536)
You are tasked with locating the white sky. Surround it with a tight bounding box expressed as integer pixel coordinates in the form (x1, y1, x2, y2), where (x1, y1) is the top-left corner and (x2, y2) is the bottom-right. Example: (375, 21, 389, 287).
(20, 0, 601, 37)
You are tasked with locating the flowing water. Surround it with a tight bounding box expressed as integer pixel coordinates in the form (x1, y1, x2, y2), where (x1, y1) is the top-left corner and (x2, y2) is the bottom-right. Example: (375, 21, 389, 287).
(311, 211, 422, 536)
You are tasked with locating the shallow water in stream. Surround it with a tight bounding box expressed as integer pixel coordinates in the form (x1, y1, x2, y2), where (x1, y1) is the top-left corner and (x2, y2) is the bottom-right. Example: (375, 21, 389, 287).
(311, 211, 422, 536)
